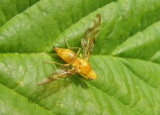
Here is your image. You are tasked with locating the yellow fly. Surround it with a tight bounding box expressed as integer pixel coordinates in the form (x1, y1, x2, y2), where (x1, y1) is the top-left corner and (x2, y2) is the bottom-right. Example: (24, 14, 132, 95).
(38, 14, 101, 86)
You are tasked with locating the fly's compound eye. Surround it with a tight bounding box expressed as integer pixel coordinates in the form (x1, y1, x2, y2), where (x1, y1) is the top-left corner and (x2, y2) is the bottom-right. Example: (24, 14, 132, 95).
(88, 76, 93, 80)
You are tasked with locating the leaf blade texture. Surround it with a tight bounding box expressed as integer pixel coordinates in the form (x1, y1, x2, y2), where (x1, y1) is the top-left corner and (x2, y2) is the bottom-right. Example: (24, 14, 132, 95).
(0, 0, 160, 114)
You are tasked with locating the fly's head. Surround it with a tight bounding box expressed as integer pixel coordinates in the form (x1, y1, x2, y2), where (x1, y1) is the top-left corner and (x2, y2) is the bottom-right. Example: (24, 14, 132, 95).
(86, 70, 97, 80)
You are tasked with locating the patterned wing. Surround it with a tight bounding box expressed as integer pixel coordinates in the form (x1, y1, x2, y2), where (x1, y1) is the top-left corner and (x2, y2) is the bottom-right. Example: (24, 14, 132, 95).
(81, 13, 101, 60)
(38, 67, 75, 85)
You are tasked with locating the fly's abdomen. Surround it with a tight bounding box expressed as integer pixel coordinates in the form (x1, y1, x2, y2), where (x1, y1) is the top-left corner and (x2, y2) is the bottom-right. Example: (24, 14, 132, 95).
(54, 47, 77, 64)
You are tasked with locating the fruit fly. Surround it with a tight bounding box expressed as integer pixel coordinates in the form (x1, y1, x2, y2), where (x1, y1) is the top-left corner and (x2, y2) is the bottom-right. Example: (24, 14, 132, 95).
(38, 13, 101, 85)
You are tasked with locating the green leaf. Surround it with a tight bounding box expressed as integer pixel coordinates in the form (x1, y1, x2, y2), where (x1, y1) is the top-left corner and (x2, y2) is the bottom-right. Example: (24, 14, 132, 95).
(0, 0, 160, 114)
(0, 0, 40, 27)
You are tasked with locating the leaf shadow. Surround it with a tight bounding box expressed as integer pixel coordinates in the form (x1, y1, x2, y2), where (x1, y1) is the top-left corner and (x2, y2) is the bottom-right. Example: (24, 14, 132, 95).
(30, 74, 88, 103)
(72, 74, 89, 89)
(29, 53, 89, 102)
(30, 78, 66, 102)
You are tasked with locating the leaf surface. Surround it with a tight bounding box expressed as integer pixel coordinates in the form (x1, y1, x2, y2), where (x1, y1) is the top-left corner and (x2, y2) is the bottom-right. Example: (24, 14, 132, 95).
(1, 0, 160, 114)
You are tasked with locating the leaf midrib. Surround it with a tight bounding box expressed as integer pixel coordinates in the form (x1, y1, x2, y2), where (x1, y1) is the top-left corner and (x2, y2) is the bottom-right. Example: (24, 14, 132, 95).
(0, 53, 158, 115)
(1, 0, 160, 114)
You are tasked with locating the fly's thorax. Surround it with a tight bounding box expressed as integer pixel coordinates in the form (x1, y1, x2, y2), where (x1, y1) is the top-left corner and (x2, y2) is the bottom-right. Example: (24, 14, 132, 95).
(54, 47, 77, 64)
(74, 58, 91, 75)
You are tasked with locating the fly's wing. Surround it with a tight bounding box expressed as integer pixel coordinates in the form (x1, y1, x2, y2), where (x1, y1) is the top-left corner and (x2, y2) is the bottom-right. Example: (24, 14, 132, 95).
(81, 13, 101, 60)
(35, 67, 75, 101)
(38, 67, 74, 85)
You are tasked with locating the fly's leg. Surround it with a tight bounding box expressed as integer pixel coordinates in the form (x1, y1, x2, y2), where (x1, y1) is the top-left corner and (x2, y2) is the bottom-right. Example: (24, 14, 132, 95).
(43, 61, 70, 66)
(64, 38, 70, 49)
(69, 47, 81, 56)
(81, 39, 86, 58)
(38, 73, 57, 85)
(64, 38, 81, 56)
(65, 75, 72, 88)
(79, 78, 85, 88)
(76, 47, 81, 56)
(38, 69, 75, 85)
